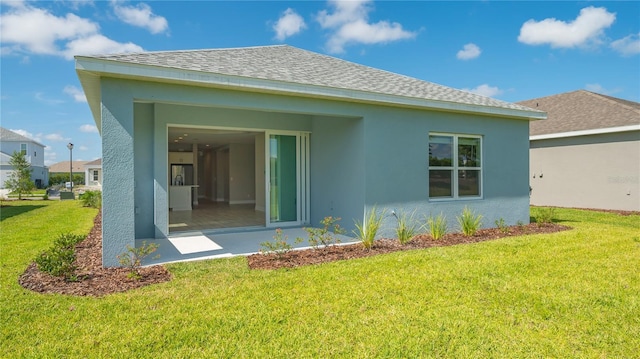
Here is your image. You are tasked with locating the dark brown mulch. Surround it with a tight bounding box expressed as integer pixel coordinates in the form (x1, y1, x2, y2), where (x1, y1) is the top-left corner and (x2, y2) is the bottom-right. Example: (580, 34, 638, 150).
(19, 211, 172, 297)
(247, 223, 571, 270)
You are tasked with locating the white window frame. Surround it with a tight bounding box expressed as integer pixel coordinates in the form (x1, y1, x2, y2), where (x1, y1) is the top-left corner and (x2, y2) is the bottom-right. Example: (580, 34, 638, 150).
(20, 143, 27, 155)
(93, 170, 99, 181)
(428, 133, 483, 201)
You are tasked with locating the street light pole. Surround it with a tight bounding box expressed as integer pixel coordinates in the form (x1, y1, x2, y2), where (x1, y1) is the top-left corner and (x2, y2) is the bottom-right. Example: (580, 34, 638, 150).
(67, 143, 74, 192)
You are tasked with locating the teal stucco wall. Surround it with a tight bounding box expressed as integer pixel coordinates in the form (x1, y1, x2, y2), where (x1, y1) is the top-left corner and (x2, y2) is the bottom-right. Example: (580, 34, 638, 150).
(99, 77, 531, 266)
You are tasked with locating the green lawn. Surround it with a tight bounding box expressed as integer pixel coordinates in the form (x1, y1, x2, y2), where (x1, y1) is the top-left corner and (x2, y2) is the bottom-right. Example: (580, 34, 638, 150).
(1, 202, 639, 358)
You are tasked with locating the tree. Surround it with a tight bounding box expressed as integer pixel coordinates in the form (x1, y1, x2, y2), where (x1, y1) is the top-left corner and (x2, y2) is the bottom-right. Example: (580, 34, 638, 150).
(4, 151, 35, 200)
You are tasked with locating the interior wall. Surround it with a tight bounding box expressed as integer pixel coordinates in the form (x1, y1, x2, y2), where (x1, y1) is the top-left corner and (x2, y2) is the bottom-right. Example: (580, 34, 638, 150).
(229, 143, 256, 204)
(255, 134, 266, 211)
(215, 149, 229, 202)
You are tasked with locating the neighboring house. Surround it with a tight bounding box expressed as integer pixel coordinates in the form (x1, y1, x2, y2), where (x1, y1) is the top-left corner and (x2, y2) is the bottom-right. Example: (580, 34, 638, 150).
(519, 90, 640, 211)
(0, 127, 49, 189)
(49, 160, 88, 185)
(84, 158, 102, 186)
(76, 45, 545, 266)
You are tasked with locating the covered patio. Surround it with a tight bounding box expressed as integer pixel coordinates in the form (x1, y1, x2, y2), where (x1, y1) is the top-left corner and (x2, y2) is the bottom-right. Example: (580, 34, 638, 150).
(139, 227, 356, 266)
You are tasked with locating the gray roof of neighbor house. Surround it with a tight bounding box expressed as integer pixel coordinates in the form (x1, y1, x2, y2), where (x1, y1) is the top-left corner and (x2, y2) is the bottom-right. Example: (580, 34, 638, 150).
(48, 161, 88, 173)
(84, 158, 102, 166)
(0, 127, 45, 147)
(76, 45, 544, 125)
(518, 90, 640, 137)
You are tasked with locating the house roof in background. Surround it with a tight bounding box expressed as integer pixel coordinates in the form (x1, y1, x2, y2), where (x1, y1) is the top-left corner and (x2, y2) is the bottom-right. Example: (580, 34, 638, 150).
(76, 45, 545, 125)
(519, 90, 640, 137)
(84, 158, 102, 167)
(48, 161, 88, 173)
(0, 127, 45, 147)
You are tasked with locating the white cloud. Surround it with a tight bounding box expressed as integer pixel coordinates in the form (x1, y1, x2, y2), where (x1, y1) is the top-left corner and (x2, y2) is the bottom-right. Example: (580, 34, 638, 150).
(112, 2, 168, 34)
(463, 84, 504, 98)
(79, 124, 98, 133)
(0, 3, 143, 59)
(62, 34, 142, 59)
(44, 133, 70, 142)
(63, 85, 87, 102)
(611, 33, 640, 56)
(273, 8, 307, 41)
(585, 83, 622, 95)
(518, 6, 615, 48)
(44, 147, 57, 166)
(457, 43, 481, 60)
(10, 128, 42, 143)
(316, 0, 416, 53)
(35, 92, 64, 105)
(79, 145, 89, 151)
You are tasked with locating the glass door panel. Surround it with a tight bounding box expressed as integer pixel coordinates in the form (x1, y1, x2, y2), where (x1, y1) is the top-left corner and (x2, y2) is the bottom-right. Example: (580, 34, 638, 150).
(269, 134, 297, 223)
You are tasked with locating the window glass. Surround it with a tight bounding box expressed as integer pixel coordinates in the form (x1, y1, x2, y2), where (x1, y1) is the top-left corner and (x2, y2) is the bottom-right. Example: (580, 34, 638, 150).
(429, 134, 482, 199)
(458, 137, 480, 167)
(428, 135, 452, 166)
(429, 170, 452, 198)
(93, 170, 99, 181)
(458, 170, 480, 196)
(20, 143, 27, 155)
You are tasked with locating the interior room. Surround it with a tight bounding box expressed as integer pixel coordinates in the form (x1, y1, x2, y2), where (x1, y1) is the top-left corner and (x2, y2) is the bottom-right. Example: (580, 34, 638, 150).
(167, 126, 266, 233)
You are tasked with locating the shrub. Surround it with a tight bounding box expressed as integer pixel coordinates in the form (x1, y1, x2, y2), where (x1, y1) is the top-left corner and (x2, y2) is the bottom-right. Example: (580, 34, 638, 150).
(303, 216, 346, 250)
(117, 241, 160, 279)
(536, 207, 556, 224)
(457, 206, 482, 236)
(425, 213, 447, 240)
(394, 210, 418, 244)
(495, 218, 509, 234)
(354, 207, 386, 250)
(260, 228, 302, 259)
(80, 190, 101, 208)
(35, 233, 86, 281)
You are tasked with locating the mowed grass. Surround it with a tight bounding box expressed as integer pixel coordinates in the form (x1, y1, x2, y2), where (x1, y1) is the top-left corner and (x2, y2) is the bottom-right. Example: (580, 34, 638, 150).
(1, 202, 639, 358)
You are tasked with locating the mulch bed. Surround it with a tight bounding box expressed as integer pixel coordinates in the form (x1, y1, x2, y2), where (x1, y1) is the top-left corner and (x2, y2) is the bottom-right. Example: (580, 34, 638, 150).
(20, 209, 593, 295)
(247, 223, 571, 270)
(19, 212, 172, 297)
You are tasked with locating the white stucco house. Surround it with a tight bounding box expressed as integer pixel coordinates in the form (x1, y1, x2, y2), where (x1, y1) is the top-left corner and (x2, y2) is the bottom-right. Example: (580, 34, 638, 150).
(84, 158, 102, 187)
(0, 127, 49, 189)
(519, 90, 640, 211)
(75, 45, 546, 266)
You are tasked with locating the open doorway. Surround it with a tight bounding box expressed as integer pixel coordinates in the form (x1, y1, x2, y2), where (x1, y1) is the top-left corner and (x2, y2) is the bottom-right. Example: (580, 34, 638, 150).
(167, 126, 309, 234)
(168, 127, 265, 232)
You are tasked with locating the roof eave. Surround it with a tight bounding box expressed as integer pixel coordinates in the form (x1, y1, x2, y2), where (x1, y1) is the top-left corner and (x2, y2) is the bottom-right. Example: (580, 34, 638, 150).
(75, 56, 546, 122)
(530, 124, 640, 140)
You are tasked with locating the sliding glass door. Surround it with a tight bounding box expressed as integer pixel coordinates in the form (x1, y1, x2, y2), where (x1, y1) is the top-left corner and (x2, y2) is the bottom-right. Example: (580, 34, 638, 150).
(266, 132, 309, 226)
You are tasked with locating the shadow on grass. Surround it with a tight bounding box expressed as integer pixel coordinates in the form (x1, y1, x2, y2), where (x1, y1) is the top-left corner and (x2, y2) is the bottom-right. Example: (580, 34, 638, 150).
(530, 216, 578, 224)
(0, 204, 46, 221)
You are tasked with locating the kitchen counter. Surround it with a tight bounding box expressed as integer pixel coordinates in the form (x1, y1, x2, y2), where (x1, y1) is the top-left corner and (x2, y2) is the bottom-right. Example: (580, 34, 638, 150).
(169, 185, 199, 211)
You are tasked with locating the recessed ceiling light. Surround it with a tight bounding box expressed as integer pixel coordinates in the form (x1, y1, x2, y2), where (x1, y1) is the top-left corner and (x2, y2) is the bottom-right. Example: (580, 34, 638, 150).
(178, 136, 183, 140)
(183, 134, 188, 136)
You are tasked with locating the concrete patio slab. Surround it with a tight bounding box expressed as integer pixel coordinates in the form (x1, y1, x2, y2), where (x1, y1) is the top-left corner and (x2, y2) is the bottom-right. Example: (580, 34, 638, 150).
(138, 227, 356, 266)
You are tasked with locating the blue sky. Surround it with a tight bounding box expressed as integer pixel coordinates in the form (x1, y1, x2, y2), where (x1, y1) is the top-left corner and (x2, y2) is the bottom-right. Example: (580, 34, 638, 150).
(1, 0, 639, 165)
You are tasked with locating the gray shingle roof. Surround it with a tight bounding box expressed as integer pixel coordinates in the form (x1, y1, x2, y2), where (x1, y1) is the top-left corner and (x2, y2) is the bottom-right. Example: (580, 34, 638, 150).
(48, 161, 88, 173)
(85, 45, 539, 114)
(518, 90, 640, 136)
(0, 127, 45, 146)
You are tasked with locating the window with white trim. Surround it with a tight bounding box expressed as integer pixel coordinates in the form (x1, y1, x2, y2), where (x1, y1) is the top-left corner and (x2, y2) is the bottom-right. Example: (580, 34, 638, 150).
(93, 170, 99, 181)
(20, 143, 27, 155)
(429, 133, 482, 199)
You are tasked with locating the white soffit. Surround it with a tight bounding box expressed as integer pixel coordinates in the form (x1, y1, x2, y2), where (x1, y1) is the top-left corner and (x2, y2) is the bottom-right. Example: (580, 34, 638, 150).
(530, 125, 640, 140)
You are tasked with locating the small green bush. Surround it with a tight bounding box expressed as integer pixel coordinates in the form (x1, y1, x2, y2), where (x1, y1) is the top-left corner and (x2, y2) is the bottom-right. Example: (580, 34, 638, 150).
(354, 207, 385, 250)
(35, 233, 86, 281)
(495, 218, 509, 234)
(260, 228, 302, 259)
(457, 206, 482, 236)
(80, 190, 101, 208)
(425, 213, 447, 240)
(536, 207, 556, 224)
(117, 241, 160, 279)
(305, 216, 346, 250)
(394, 210, 418, 244)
